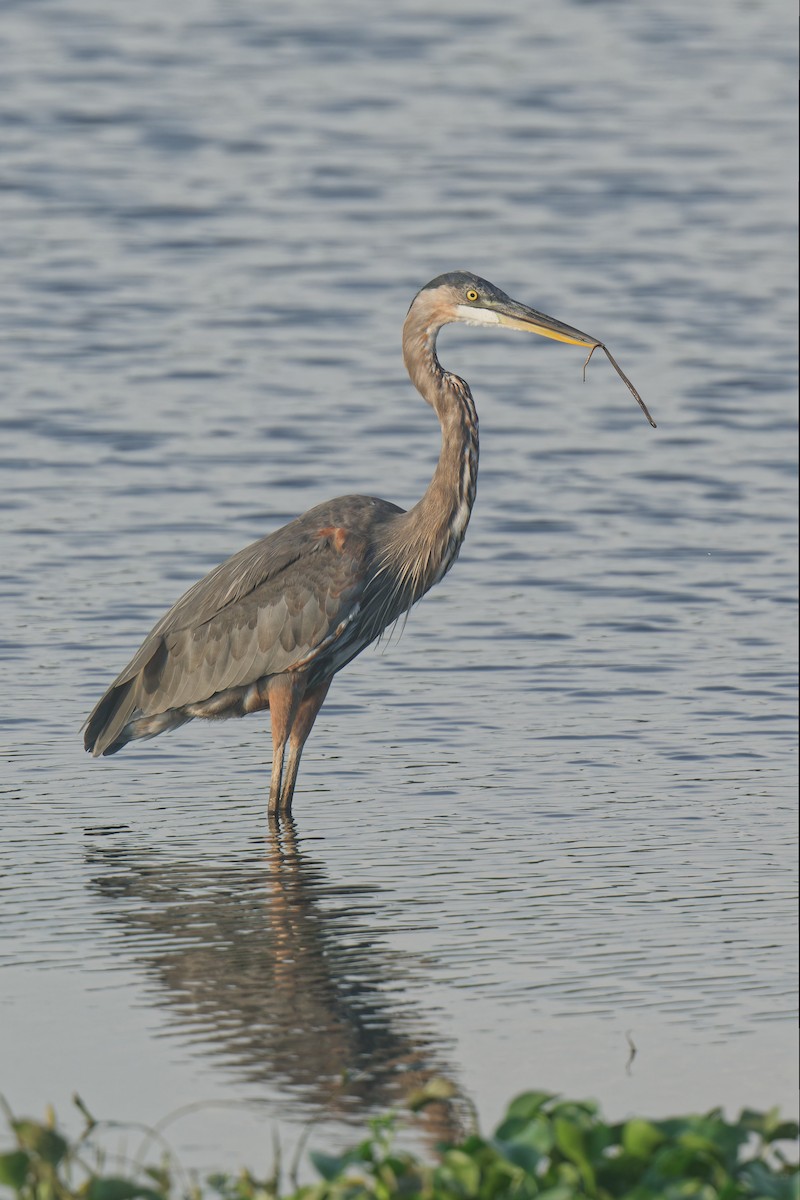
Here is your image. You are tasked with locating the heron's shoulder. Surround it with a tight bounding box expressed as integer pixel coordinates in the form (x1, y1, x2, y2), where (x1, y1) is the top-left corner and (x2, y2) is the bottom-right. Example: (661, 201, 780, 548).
(293, 494, 405, 531)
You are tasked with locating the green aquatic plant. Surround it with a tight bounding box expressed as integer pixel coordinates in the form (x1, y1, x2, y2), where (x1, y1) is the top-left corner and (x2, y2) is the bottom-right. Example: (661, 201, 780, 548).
(1, 1085, 796, 1200)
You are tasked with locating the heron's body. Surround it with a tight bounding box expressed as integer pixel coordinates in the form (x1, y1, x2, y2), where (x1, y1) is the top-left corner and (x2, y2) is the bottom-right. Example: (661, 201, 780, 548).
(85, 271, 654, 814)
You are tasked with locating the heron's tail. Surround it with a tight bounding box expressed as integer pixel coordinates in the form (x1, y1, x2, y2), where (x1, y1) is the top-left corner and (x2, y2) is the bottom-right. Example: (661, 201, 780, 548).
(83, 680, 139, 756)
(83, 674, 193, 756)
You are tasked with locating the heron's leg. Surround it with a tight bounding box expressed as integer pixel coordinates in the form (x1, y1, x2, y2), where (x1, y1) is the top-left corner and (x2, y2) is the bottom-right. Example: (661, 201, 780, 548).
(279, 678, 332, 815)
(267, 675, 303, 817)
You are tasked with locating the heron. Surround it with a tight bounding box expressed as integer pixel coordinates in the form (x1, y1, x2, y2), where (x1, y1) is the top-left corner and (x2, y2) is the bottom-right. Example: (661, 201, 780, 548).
(84, 271, 655, 815)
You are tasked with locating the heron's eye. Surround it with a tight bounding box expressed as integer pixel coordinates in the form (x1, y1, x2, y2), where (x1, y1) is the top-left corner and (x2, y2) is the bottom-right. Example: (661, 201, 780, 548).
(465, 289, 479, 302)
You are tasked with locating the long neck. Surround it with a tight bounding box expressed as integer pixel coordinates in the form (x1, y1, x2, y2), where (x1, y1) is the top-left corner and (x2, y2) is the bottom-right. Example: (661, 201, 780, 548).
(383, 308, 479, 602)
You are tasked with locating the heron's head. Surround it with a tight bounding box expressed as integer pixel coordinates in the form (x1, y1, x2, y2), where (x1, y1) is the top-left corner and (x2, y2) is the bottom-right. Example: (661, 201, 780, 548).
(410, 271, 599, 349)
(406, 271, 657, 428)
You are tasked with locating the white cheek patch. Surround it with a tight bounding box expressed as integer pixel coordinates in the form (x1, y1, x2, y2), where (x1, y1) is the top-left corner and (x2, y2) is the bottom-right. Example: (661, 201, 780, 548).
(454, 304, 501, 327)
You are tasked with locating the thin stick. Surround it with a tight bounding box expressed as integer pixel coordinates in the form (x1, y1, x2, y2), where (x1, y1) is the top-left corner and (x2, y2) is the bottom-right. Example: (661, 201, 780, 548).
(583, 343, 657, 429)
(625, 1029, 638, 1076)
(582, 344, 599, 381)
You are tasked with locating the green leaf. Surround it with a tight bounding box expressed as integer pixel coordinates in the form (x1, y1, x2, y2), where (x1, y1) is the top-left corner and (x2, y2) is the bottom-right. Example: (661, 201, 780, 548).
(0, 1150, 30, 1189)
(553, 1116, 595, 1191)
(551, 1099, 599, 1123)
(658, 1184, 717, 1199)
(2, 1088, 797, 1200)
(439, 1148, 481, 1193)
(494, 1115, 553, 1155)
(492, 1108, 555, 1179)
(504, 1091, 558, 1121)
(493, 1116, 525, 1142)
(768, 1122, 800, 1144)
(586, 1121, 614, 1162)
(738, 1161, 800, 1200)
(596, 1150, 646, 1192)
(12, 1120, 69, 1167)
(738, 1105, 799, 1143)
(649, 1142, 714, 1185)
(309, 1151, 351, 1182)
(739, 1107, 774, 1134)
(491, 1137, 541, 1174)
(553, 1117, 585, 1161)
(86, 1177, 165, 1200)
(622, 1117, 666, 1158)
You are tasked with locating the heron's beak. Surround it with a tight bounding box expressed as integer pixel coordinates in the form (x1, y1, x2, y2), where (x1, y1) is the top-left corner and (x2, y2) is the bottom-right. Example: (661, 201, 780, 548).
(487, 297, 658, 429)
(492, 299, 600, 349)
(453, 291, 656, 427)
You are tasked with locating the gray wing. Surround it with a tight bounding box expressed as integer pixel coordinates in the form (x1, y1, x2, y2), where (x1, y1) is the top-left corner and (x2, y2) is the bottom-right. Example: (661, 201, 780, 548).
(84, 495, 402, 755)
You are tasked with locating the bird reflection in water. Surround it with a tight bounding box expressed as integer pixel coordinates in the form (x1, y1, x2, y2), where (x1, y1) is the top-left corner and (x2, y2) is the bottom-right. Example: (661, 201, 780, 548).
(85, 817, 463, 1142)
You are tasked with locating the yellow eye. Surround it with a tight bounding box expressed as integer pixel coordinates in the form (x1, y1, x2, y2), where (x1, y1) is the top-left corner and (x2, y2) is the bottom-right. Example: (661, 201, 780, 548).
(466, 289, 479, 302)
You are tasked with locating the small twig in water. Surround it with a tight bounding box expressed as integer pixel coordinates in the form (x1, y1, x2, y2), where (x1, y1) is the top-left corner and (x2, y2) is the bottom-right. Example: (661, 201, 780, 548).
(625, 1030, 638, 1076)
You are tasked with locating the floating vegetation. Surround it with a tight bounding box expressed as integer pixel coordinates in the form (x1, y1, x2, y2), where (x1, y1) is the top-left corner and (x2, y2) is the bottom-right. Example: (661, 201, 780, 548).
(1, 1084, 797, 1200)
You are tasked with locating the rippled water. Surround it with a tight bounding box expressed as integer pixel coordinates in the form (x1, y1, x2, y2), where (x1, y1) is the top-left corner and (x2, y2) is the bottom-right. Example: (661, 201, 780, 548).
(1, 0, 797, 1175)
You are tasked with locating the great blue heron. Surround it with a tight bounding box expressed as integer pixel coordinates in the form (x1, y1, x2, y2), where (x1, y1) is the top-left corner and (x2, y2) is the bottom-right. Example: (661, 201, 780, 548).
(84, 271, 655, 815)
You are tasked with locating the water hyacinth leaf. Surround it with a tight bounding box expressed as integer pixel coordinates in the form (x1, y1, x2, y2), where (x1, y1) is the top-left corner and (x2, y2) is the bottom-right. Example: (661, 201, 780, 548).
(438, 1149, 481, 1193)
(660, 1185, 718, 1200)
(1, 1093, 797, 1200)
(493, 1115, 525, 1142)
(459, 1133, 487, 1152)
(309, 1151, 352, 1181)
(551, 1099, 599, 1124)
(494, 1112, 554, 1152)
(553, 1116, 595, 1190)
(740, 1108, 800, 1145)
(595, 1150, 646, 1193)
(622, 1117, 666, 1158)
(504, 1091, 557, 1122)
(677, 1123, 745, 1168)
(551, 1159, 583, 1190)
(86, 1176, 165, 1200)
(586, 1120, 614, 1161)
(738, 1160, 800, 1200)
(768, 1122, 800, 1145)
(0, 1150, 30, 1189)
(310, 1144, 374, 1180)
(655, 1112, 746, 1174)
(650, 1142, 712, 1182)
(12, 1120, 69, 1166)
(491, 1137, 542, 1174)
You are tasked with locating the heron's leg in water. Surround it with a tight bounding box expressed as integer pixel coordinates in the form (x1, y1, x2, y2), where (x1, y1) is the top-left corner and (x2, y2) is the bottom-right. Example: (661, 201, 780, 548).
(279, 678, 332, 814)
(267, 674, 303, 816)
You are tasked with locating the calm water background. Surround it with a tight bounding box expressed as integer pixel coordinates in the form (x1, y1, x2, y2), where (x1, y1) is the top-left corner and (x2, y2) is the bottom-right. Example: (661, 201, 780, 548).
(1, 0, 797, 1175)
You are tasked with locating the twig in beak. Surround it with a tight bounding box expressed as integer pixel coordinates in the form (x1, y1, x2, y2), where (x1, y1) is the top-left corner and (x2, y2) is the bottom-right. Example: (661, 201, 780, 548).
(583, 341, 657, 428)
